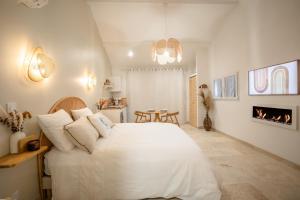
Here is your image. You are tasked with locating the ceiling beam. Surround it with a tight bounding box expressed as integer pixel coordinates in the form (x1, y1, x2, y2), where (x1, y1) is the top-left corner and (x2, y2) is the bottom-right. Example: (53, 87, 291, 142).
(86, 0, 238, 4)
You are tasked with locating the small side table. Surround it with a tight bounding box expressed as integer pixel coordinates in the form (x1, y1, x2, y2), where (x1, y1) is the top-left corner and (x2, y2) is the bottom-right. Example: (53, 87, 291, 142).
(0, 146, 48, 168)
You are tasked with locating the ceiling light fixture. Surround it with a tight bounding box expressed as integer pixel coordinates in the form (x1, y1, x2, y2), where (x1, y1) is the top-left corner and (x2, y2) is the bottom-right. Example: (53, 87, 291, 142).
(128, 50, 134, 58)
(152, 3, 182, 65)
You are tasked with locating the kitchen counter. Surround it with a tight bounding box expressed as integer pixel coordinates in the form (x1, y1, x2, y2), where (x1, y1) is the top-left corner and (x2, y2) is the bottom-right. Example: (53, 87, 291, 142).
(101, 105, 127, 110)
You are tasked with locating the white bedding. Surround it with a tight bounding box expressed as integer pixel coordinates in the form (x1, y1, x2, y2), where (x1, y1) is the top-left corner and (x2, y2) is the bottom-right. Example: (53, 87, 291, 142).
(46, 123, 221, 200)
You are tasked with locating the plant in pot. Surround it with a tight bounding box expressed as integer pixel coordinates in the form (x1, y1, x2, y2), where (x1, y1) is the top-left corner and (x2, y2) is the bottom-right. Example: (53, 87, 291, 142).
(199, 84, 212, 131)
(0, 106, 32, 154)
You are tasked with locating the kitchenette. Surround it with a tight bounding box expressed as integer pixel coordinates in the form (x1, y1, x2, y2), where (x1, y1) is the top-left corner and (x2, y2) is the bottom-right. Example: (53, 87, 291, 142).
(99, 76, 127, 123)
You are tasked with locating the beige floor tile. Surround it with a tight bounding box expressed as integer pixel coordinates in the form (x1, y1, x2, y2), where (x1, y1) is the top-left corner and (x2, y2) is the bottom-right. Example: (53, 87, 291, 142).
(145, 124, 300, 200)
(182, 124, 300, 200)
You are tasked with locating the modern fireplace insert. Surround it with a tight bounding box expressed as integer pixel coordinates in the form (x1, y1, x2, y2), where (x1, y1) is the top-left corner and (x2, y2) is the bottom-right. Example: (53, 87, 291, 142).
(252, 105, 297, 130)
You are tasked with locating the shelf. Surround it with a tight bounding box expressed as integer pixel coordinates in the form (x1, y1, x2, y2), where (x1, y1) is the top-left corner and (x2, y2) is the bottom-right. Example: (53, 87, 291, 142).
(0, 146, 48, 168)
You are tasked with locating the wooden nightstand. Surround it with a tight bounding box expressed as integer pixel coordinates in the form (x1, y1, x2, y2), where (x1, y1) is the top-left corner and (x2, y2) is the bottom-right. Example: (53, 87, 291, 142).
(0, 146, 48, 168)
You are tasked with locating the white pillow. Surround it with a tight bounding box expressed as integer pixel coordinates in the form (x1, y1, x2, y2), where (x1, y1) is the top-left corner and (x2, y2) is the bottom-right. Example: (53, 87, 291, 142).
(38, 109, 74, 152)
(87, 112, 114, 138)
(65, 117, 99, 154)
(98, 112, 114, 128)
(71, 107, 93, 120)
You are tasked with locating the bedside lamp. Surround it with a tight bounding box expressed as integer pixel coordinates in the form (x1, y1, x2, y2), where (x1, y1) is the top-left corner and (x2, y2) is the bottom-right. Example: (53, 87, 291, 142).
(27, 47, 55, 82)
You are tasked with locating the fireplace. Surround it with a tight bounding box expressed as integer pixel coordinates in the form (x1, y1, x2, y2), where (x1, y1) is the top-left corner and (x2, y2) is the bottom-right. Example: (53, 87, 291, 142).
(252, 105, 297, 130)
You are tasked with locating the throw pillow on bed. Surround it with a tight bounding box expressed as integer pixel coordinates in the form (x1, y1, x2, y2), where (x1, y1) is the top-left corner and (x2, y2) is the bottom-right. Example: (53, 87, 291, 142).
(71, 107, 93, 120)
(87, 112, 114, 138)
(65, 117, 100, 154)
(38, 109, 75, 152)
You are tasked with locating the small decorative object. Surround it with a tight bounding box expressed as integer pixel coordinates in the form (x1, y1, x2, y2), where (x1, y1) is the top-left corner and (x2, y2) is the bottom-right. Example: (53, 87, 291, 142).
(199, 84, 213, 131)
(27, 139, 40, 151)
(18, 0, 48, 8)
(103, 79, 113, 90)
(98, 98, 110, 110)
(119, 98, 127, 106)
(0, 107, 32, 154)
(104, 79, 112, 86)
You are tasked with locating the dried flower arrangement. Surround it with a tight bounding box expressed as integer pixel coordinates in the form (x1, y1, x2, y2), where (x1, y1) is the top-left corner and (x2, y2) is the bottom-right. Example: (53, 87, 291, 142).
(97, 98, 109, 110)
(0, 106, 32, 133)
(199, 84, 212, 113)
(199, 84, 213, 131)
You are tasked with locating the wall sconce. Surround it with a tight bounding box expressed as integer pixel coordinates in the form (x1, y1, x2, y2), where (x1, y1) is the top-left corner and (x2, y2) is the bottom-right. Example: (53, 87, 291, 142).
(27, 47, 55, 82)
(86, 74, 97, 89)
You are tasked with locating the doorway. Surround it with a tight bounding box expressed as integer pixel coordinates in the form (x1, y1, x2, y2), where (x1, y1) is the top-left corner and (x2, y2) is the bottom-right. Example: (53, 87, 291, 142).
(189, 75, 197, 127)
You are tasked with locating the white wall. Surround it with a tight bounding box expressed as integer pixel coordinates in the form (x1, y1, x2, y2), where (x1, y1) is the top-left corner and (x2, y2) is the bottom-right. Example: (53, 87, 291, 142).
(209, 0, 300, 165)
(111, 68, 127, 98)
(0, 0, 111, 199)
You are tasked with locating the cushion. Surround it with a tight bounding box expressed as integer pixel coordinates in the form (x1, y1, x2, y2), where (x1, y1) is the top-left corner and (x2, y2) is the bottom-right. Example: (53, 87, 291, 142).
(65, 117, 99, 154)
(71, 107, 93, 120)
(38, 109, 74, 152)
(87, 112, 114, 138)
(98, 112, 114, 128)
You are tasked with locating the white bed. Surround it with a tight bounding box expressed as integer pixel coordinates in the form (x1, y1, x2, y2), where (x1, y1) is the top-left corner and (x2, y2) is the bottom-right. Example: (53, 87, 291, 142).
(45, 122, 221, 200)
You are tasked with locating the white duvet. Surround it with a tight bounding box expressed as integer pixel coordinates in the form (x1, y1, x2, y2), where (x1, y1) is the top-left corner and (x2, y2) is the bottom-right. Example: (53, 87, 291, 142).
(46, 123, 221, 200)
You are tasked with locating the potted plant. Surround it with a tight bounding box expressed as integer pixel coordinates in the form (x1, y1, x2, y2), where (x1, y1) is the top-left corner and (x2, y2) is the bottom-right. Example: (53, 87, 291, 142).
(0, 106, 32, 154)
(199, 84, 212, 131)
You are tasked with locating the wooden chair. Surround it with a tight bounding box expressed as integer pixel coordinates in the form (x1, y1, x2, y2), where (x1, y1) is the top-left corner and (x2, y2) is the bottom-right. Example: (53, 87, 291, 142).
(134, 111, 151, 123)
(163, 112, 180, 126)
(160, 109, 168, 121)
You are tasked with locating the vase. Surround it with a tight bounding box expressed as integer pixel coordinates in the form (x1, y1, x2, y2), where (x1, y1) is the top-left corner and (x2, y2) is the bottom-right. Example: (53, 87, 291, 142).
(203, 112, 212, 131)
(10, 131, 26, 154)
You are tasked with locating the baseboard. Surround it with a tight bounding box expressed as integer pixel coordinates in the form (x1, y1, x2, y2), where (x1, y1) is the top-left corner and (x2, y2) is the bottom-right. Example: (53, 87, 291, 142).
(213, 128, 300, 171)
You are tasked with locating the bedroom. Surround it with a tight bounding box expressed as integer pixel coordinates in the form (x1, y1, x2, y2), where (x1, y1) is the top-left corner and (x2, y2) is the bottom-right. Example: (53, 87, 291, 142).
(0, 0, 300, 200)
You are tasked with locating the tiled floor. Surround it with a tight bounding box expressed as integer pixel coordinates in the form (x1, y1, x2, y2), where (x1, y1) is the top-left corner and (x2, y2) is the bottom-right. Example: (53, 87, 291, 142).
(181, 124, 300, 200)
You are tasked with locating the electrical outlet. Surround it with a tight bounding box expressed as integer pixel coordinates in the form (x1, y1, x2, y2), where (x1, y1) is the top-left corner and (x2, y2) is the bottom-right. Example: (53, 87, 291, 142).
(6, 102, 17, 113)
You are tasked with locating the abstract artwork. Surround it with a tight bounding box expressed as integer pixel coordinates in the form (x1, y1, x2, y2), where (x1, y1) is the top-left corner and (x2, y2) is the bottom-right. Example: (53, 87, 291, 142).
(254, 68, 268, 93)
(249, 60, 299, 95)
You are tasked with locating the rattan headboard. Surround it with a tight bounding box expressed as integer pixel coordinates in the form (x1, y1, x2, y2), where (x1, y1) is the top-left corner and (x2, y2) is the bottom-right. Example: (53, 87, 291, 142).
(39, 96, 87, 149)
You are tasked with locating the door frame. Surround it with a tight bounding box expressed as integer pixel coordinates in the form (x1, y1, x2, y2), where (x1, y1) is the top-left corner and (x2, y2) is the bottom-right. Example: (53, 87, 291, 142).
(189, 73, 198, 127)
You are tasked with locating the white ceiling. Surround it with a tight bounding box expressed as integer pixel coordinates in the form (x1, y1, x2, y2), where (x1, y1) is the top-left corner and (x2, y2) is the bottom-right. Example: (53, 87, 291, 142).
(87, 0, 237, 69)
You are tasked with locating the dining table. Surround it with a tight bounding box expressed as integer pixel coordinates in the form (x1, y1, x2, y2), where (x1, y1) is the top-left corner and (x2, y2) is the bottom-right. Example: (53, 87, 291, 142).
(145, 110, 168, 122)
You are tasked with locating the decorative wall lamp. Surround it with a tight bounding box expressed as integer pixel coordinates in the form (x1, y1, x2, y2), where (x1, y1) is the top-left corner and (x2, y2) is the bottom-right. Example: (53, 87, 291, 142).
(86, 74, 97, 90)
(26, 47, 55, 82)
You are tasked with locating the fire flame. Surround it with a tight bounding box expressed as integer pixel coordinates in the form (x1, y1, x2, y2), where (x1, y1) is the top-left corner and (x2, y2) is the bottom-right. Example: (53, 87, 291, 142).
(255, 109, 291, 124)
(256, 109, 266, 119)
(284, 114, 291, 123)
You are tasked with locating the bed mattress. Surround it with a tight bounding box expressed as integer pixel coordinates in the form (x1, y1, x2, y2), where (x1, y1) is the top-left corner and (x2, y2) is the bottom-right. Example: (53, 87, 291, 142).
(45, 122, 221, 200)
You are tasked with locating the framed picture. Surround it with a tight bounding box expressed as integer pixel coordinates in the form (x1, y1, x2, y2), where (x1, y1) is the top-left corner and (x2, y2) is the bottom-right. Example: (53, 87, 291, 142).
(248, 60, 300, 95)
(213, 79, 222, 99)
(224, 73, 238, 99)
(213, 73, 238, 100)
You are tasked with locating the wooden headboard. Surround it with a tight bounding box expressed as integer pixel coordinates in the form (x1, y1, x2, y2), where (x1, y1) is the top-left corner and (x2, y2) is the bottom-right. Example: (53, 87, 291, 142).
(40, 96, 87, 149)
(38, 97, 87, 199)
